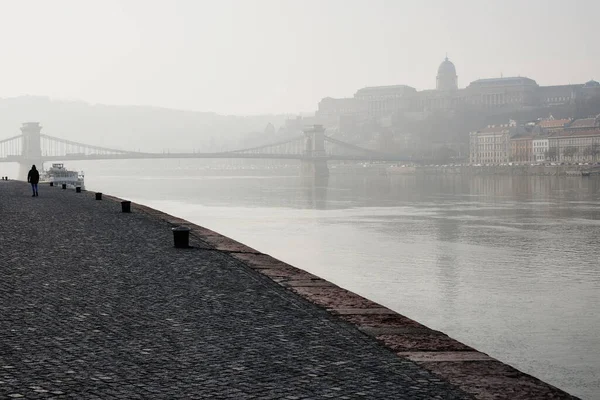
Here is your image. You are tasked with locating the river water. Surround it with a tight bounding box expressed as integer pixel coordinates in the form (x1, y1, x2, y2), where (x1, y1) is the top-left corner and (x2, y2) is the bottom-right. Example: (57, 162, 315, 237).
(29, 160, 600, 399)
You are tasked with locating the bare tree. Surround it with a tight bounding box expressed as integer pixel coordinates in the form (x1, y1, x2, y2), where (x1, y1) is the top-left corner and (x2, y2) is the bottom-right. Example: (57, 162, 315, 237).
(545, 147, 558, 161)
(591, 143, 600, 162)
(563, 146, 578, 161)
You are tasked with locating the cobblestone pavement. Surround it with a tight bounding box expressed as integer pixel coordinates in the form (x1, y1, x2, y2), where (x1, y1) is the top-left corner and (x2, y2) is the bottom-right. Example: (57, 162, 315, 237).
(0, 181, 471, 399)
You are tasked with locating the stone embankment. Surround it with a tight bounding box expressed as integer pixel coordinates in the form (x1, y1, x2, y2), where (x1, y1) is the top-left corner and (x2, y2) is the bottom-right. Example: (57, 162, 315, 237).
(388, 164, 599, 177)
(0, 180, 579, 399)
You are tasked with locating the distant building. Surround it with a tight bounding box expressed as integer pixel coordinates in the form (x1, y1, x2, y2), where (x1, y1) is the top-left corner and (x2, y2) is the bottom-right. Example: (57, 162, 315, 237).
(566, 115, 600, 131)
(470, 114, 600, 164)
(538, 85, 580, 107)
(354, 85, 417, 117)
(436, 57, 458, 91)
(316, 57, 600, 122)
(510, 132, 535, 163)
(469, 121, 516, 164)
(548, 129, 600, 163)
(465, 77, 539, 108)
(532, 136, 549, 162)
(538, 115, 572, 132)
(316, 97, 367, 119)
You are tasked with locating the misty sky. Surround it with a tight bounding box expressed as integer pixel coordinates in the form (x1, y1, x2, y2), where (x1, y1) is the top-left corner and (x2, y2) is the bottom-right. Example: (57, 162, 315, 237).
(1, 0, 598, 115)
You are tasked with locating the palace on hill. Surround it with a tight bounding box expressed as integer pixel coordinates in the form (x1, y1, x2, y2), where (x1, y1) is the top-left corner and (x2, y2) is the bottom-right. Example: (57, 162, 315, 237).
(316, 57, 600, 121)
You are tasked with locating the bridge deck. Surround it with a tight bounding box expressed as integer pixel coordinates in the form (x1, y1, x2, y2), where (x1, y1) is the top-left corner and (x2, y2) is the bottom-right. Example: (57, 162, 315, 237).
(0, 181, 469, 399)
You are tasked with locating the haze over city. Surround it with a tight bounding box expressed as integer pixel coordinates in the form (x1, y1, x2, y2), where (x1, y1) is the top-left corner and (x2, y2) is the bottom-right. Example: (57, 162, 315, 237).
(2, 1, 600, 399)
(1, 0, 599, 115)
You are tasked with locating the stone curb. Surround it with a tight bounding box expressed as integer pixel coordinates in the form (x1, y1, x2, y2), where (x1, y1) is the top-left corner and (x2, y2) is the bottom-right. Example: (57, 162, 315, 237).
(97, 194, 578, 400)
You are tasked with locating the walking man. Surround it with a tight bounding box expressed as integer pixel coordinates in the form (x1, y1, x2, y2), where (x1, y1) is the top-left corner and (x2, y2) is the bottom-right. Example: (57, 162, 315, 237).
(27, 165, 39, 197)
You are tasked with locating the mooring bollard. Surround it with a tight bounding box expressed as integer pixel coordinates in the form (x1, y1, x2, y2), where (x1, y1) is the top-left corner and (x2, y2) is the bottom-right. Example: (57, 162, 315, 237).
(62, 184, 67, 190)
(172, 226, 191, 248)
(75, 186, 82, 193)
(121, 200, 131, 213)
(49, 182, 54, 187)
(95, 192, 102, 200)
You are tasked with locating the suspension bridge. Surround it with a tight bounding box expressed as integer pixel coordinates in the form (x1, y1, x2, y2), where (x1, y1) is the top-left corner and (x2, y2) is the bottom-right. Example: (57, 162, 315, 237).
(0, 122, 415, 179)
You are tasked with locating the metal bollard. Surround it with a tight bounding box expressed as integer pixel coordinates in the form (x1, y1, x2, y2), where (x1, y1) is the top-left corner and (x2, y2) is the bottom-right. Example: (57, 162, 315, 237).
(62, 184, 67, 190)
(121, 200, 131, 213)
(95, 192, 102, 200)
(75, 186, 81, 193)
(172, 226, 191, 248)
(49, 182, 54, 187)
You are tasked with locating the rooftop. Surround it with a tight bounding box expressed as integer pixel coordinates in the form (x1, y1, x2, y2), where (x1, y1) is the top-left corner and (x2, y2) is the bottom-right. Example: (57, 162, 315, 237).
(540, 118, 571, 129)
(568, 118, 599, 129)
(477, 124, 512, 133)
(469, 77, 537, 86)
(355, 85, 417, 97)
(550, 129, 600, 138)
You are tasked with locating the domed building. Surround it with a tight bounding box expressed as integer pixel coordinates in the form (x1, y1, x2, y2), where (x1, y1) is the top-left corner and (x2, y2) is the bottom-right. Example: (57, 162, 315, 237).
(436, 57, 458, 91)
(316, 55, 599, 121)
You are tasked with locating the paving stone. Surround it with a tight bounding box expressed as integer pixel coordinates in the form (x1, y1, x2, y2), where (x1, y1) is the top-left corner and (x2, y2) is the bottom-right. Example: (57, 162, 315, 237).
(0, 181, 470, 399)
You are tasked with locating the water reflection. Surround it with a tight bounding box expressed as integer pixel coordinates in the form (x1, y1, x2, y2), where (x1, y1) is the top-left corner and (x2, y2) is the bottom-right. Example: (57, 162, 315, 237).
(302, 175, 329, 210)
(433, 218, 460, 311)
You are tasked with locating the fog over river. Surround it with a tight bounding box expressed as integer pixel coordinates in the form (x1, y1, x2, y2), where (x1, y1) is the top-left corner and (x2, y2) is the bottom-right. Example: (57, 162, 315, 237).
(29, 160, 600, 399)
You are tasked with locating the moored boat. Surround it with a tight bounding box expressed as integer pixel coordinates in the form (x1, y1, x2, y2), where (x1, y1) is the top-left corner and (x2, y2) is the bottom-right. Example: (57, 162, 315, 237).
(40, 163, 85, 189)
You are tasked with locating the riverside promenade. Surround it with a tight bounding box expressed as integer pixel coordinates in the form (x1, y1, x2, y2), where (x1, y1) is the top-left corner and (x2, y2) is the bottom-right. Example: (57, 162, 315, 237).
(0, 181, 576, 399)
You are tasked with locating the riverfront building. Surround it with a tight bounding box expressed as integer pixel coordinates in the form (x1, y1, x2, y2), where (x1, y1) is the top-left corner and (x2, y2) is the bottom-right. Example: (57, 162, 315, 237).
(469, 122, 515, 165)
(548, 129, 600, 163)
(510, 132, 535, 163)
(532, 137, 549, 163)
(470, 115, 600, 164)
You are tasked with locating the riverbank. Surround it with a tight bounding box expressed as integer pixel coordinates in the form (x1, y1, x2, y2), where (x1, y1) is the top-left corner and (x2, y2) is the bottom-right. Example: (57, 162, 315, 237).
(387, 164, 600, 176)
(0, 180, 578, 399)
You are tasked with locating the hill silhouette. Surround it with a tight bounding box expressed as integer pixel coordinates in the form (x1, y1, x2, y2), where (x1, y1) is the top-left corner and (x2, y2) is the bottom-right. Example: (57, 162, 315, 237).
(0, 96, 289, 153)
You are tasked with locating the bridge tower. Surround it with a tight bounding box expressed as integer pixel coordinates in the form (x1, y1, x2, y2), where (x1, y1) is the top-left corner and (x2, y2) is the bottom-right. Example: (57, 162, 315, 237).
(19, 122, 43, 180)
(302, 125, 329, 177)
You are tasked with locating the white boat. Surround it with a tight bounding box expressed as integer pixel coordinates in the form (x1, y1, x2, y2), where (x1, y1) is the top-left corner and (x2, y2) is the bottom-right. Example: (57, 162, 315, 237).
(41, 163, 85, 189)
